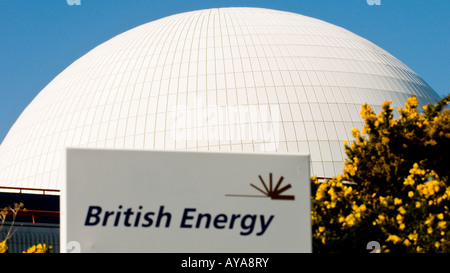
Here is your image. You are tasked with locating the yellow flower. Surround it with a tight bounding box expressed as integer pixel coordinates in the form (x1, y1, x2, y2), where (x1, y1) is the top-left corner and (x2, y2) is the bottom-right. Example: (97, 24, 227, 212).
(398, 207, 406, 215)
(24, 245, 36, 253)
(359, 204, 367, 212)
(328, 188, 337, 200)
(387, 235, 401, 244)
(394, 198, 402, 205)
(345, 163, 357, 176)
(403, 239, 411, 247)
(437, 213, 444, 220)
(407, 96, 418, 108)
(23, 243, 52, 253)
(425, 214, 435, 225)
(344, 186, 353, 197)
(435, 242, 440, 249)
(408, 232, 418, 242)
(345, 214, 355, 227)
(415, 201, 421, 208)
(437, 221, 446, 229)
(403, 175, 416, 186)
(403, 175, 415, 186)
(379, 196, 388, 206)
(381, 100, 392, 110)
(432, 181, 440, 193)
(408, 191, 414, 198)
(0, 241, 8, 253)
(409, 163, 422, 175)
(315, 183, 328, 201)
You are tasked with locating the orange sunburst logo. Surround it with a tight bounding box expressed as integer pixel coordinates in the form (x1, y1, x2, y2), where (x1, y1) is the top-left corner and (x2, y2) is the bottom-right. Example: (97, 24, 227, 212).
(226, 173, 295, 200)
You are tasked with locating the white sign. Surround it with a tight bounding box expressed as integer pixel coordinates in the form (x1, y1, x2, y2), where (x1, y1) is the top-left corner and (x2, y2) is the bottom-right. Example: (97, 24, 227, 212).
(60, 148, 311, 253)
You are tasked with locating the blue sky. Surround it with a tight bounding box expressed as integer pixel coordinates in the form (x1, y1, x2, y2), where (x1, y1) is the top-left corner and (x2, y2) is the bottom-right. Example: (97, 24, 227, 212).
(0, 0, 449, 143)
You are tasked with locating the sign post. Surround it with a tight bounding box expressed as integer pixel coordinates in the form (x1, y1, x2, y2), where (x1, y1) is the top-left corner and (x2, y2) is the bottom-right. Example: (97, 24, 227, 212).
(61, 148, 311, 253)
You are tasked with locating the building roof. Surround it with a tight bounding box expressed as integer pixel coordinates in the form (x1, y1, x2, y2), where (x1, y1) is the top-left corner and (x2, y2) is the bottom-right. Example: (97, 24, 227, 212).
(0, 7, 441, 190)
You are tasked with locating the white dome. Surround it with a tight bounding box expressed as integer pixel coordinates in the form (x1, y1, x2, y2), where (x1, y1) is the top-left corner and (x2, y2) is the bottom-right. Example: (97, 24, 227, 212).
(0, 7, 441, 190)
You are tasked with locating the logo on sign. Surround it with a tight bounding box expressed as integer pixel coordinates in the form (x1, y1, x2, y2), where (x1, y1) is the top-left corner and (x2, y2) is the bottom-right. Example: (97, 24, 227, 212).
(226, 173, 295, 200)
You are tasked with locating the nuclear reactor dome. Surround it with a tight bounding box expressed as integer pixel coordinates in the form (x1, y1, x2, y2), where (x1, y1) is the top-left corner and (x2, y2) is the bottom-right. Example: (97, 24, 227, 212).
(0, 8, 441, 190)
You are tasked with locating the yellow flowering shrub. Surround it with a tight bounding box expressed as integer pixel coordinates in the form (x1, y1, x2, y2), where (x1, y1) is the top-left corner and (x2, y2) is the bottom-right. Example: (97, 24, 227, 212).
(23, 244, 53, 253)
(1, 203, 53, 253)
(0, 203, 24, 253)
(311, 94, 450, 253)
(0, 241, 8, 253)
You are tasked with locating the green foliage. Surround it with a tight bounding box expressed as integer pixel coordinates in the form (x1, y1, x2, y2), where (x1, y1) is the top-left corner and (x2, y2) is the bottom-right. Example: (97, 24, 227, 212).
(311, 94, 450, 253)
